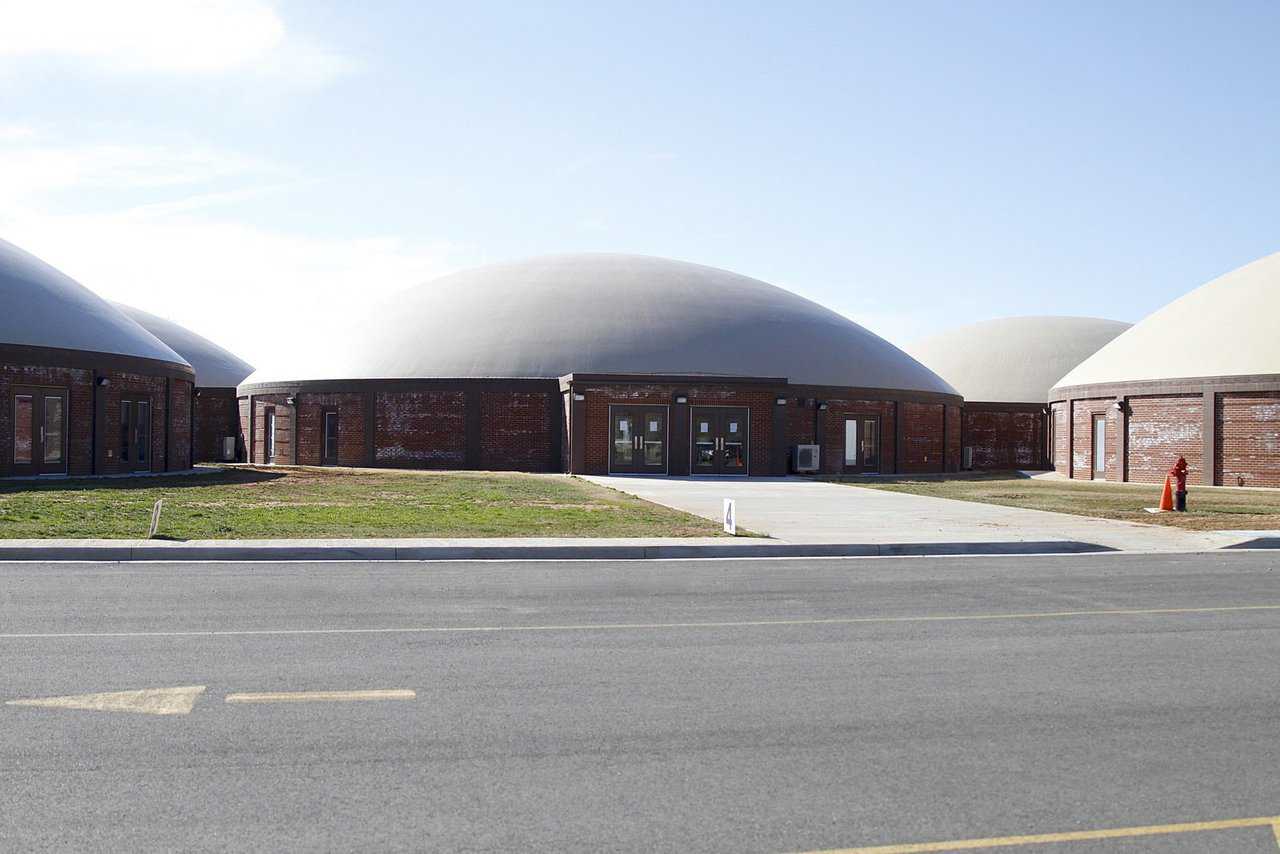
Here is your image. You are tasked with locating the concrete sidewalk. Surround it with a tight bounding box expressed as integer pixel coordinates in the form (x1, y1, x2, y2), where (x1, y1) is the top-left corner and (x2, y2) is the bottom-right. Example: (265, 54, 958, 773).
(585, 475, 1274, 553)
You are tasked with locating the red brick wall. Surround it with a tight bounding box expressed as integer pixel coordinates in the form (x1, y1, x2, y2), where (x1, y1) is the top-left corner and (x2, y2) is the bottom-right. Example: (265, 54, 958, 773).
(946, 404, 962, 472)
(103, 371, 169, 473)
(900, 402, 945, 473)
(0, 363, 94, 476)
(248, 396, 294, 465)
(1218, 392, 1280, 488)
(1070, 398, 1122, 481)
(194, 389, 240, 462)
(375, 391, 465, 468)
(1051, 403, 1069, 475)
(578, 382, 776, 475)
(296, 393, 365, 466)
(481, 391, 552, 471)
(817, 399, 896, 474)
(169, 379, 193, 469)
(1125, 395, 1202, 485)
(963, 406, 1047, 470)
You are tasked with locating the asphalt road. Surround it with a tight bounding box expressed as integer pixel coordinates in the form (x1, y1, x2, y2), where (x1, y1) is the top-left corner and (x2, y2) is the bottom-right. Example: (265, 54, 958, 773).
(2, 552, 1280, 853)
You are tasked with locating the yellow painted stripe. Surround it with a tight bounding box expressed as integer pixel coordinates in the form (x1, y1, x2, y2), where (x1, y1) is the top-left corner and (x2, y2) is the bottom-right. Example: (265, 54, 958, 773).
(799, 815, 1280, 853)
(2, 603, 1280, 640)
(224, 689, 415, 704)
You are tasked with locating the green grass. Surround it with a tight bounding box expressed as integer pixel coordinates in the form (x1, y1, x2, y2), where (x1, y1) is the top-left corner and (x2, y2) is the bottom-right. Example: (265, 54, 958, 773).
(829, 471, 1280, 531)
(0, 466, 725, 539)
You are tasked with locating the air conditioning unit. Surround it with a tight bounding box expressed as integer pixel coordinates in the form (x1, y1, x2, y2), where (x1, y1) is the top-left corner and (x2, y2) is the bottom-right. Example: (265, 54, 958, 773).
(793, 444, 820, 473)
(963, 446, 974, 470)
(221, 436, 237, 462)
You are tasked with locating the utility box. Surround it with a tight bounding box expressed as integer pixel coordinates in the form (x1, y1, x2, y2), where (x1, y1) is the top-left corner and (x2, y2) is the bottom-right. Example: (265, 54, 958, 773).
(793, 444, 820, 473)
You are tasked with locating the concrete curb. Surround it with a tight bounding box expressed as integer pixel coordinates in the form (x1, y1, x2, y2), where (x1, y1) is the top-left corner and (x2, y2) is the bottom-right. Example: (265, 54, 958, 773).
(0, 539, 1121, 562)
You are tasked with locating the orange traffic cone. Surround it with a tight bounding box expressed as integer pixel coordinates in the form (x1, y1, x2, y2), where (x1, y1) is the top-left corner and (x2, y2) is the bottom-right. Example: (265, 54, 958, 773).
(1159, 475, 1174, 511)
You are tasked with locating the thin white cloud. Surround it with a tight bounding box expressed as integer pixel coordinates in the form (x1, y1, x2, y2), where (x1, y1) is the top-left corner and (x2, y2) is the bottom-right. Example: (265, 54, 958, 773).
(2, 211, 462, 373)
(0, 133, 271, 205)
(0, 0, 353, 84)
(0, 129, 461, 372)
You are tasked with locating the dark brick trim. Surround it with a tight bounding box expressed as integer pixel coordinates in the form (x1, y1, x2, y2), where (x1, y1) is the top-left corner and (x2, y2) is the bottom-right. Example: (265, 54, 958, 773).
(1051, 374, 1280, 403)
(0, 342, 193, 382)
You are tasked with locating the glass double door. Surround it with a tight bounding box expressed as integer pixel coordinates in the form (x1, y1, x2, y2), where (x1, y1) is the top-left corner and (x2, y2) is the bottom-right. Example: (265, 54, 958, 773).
(691, 407, 748, 475)
(12, 387, 67, 476)
(610, 406, 668, 474)
(843, 416, 882, 473)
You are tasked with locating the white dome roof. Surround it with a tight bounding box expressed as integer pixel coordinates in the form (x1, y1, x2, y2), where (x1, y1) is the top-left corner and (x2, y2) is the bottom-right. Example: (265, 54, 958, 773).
(113, 303, 253, 388)
(1055, 252, 1280, 391)
(0, 238, 188, 369)
(908, 316, 1130, 403)
(244, 253, 957, 395)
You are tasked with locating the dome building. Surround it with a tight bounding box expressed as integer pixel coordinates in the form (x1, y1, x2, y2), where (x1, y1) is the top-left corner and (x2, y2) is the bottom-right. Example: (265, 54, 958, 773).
(239, 253, 963, 476)
(113, 304, 254, 463)
(908, 316, 1129, 470)
(1050, 253, 1280, 488)
(0, 238, 195, 477)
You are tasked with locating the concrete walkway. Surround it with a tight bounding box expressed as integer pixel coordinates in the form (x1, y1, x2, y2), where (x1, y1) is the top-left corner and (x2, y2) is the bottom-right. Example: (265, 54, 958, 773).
(585, 475, 1274, 553)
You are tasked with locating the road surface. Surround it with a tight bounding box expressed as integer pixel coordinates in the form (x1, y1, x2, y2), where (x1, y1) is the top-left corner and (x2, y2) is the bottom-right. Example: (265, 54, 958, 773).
(2, 552, 1279, 852)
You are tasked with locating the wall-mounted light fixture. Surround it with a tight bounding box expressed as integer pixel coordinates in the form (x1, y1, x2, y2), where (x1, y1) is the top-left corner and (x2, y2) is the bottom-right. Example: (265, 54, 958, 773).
(775, 397, 788, 406)
(95, 376, 110, 387)
(675, 395, 688, 404)
(817, 401, 829, 411)
(286, 395, 298, 405)
(573, 393, 586, 401)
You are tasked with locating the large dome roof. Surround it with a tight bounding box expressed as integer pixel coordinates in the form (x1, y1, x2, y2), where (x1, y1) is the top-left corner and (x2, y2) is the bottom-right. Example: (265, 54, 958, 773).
(244, 253, 957, 395)
(0, 238, 188, 369)
(1055, 252, 1280, 391)
(114, 303, 254, 388)
(908, 316, 1130, 403)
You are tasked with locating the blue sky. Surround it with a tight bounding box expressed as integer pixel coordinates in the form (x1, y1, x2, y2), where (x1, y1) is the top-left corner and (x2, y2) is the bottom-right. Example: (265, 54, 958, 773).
(1, 1, 1278, 368)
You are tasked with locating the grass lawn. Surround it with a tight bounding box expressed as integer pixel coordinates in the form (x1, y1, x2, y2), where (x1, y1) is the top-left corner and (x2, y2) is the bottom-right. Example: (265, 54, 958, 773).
(831, 471, 1280, 531)
(0, 466, 724, 540)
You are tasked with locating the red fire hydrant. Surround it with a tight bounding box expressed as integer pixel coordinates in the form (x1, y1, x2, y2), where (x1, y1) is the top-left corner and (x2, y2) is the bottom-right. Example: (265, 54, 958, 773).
(1170, 456, 1189, 512)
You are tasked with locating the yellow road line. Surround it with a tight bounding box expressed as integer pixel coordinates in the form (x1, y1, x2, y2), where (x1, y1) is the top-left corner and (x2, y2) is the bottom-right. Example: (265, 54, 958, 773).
(224, 689, 415, 704)
(800, 815, 1280, 853)
(2, 603, 1280, 640)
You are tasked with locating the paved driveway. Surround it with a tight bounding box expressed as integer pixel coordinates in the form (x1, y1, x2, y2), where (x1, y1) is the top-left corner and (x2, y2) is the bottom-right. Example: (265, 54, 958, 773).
(585, 475, 1257, 551)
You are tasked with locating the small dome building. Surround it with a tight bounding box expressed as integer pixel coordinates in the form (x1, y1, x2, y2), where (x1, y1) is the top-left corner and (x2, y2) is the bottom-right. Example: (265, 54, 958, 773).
(240, 253, 963, 475)
(1050, 253, 1280, 488)
(908, 316, 1129, 470)
(114, 304, 254, 463)
(0, 238, 195, 476)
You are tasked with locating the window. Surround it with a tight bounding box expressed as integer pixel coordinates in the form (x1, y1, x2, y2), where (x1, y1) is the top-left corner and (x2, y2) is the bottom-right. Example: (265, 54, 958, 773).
(844, 420, 858, 466)
(136, 400, 150, 463)
(323, 411, 339, 464)
(14, 394, 32, 464)
(120, 404, 131, 462)
(42, 396, 64, 464)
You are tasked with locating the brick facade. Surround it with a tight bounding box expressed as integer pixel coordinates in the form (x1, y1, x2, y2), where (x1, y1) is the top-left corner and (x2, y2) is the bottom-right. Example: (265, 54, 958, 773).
(376, 391, 465, 468)
(1, 360, 192, 477)
(1051, 402, 1069, 475)
(481, 392, 553, 471)
(194, 388, 241, 463)
(961, 405, 1048, 470)
(1126, 395, 1202, 485)
(899, 402, 946, 473)
(1218, 392, 1280, 488)
(236, 377, 967, 478)
(1051, 383, 1280, 488)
